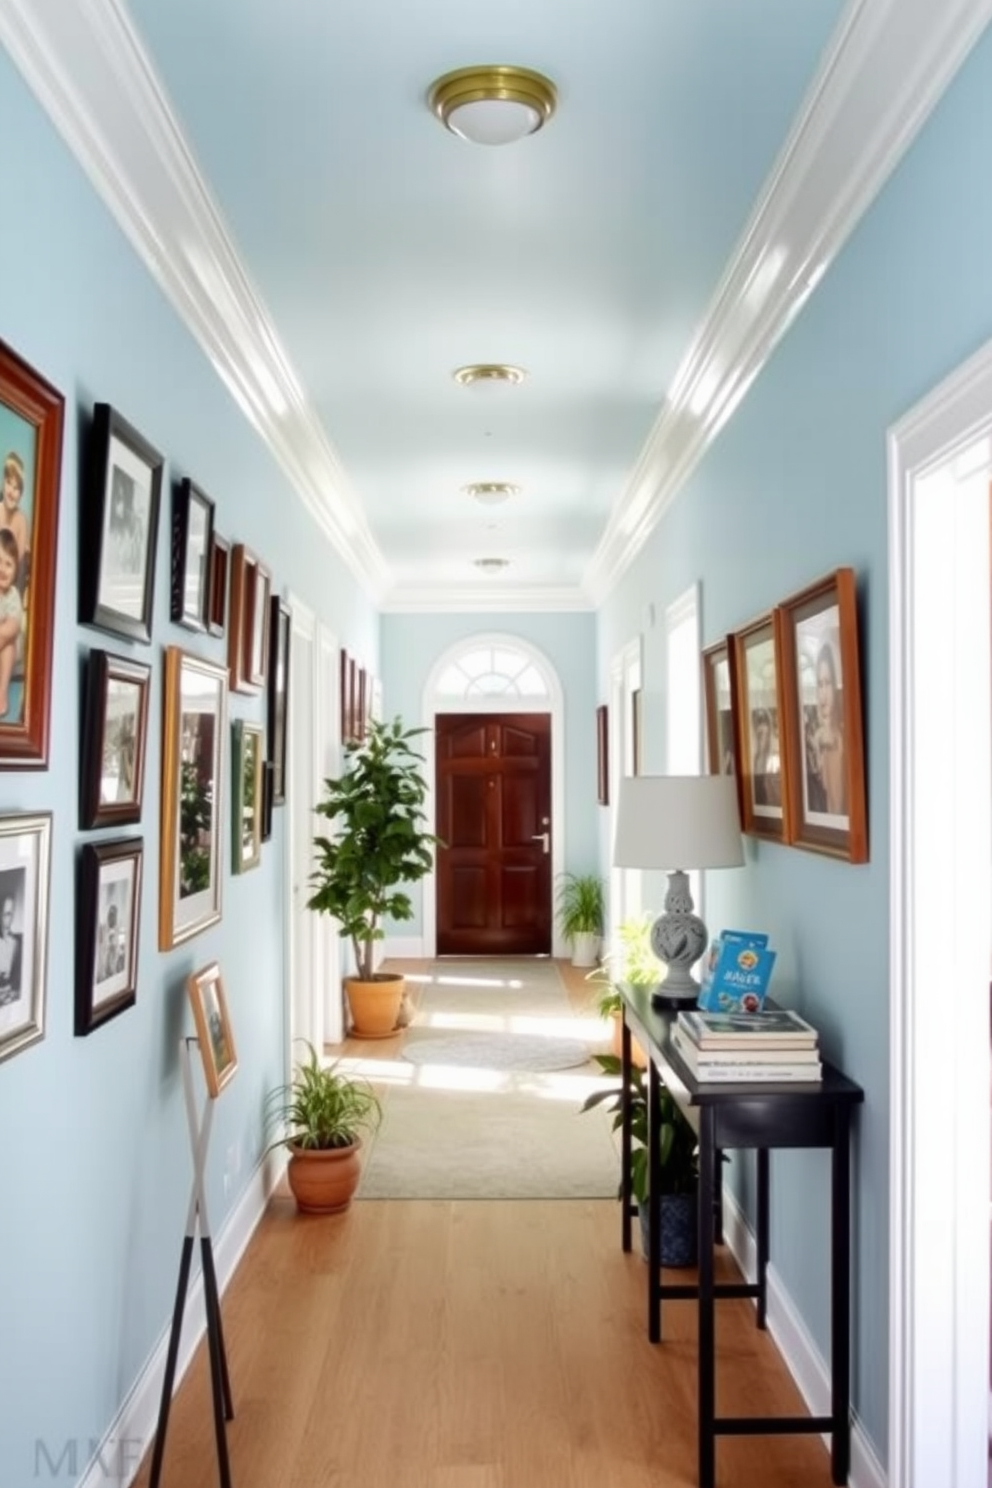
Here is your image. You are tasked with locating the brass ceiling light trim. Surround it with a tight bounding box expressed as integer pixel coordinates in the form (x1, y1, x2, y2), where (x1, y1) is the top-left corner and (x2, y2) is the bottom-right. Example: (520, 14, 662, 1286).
(452, 363, 527, 389)
(428, 65, 557, 146)
(463, 482, 520, 506)
(474, 557, 510, 573)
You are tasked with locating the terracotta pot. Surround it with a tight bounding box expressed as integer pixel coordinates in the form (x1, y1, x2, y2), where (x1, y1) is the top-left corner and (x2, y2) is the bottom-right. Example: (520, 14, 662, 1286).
(286, 1139, 362, 1214)
(345, 972, 405, 1037)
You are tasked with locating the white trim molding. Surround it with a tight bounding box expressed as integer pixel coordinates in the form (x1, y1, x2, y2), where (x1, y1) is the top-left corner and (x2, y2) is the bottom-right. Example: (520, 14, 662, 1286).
(585, 0, 992, 603)
(887, 335, 992, 1488)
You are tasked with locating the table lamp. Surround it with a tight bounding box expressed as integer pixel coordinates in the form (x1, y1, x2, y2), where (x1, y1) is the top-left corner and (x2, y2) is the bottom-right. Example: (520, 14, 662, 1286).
(612, 774, 744, 1006)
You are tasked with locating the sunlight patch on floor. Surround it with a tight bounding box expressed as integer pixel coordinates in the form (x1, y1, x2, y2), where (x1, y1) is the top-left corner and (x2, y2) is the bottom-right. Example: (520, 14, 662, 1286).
(336, 1054, 616, 1102)
(419, 1010, 609, 1043)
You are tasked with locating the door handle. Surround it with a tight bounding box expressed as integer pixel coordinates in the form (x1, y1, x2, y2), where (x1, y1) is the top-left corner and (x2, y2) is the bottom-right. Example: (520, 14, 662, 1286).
(531, 832, 549, 854)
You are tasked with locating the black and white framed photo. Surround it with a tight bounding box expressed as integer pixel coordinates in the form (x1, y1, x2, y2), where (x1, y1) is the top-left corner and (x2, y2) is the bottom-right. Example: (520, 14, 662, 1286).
(76, 837, 142, 1036)
(0, 812, 51, 1064)
(79, 649, 151, 829)
(170, 478, 215, 632)
(81, 403, 162, 644)
(267, 595, 291, 805)
(160, 646, 227, 950)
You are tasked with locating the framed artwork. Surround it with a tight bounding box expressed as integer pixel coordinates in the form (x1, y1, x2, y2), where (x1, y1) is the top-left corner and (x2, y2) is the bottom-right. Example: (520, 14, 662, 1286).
(79, 649, 151, 829)
(267, 595, 291, 805)
(357, 666, 367, 741)
(777, 567, 868, 862)
(231, 719, 263, 874)
(81, 402, 161, 645)
(731, 612, 791, 843)
(227, 543, 271, 693)
(170, 478, 215, 632)
(596, 704, 609, 805)
(348, 656, 358, 744)
(370, 675, 383, 724)
(207, 532, 229, 638)
(702, 639, 739, 779)
(186, 960, 238, 1099)
(75, 837, 142, 1035)
(260, 759, 275, 843)
(631, 687, 642, 776)
(0, 812, 51, 1065)
(0, 338, 64, 767)
(339, 648, 350, 744)
(159, 646, 228, 950)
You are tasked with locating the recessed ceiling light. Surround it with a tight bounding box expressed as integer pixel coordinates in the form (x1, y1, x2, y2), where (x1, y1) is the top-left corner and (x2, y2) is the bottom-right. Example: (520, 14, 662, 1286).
(452, 363, 527, 389)
(428, 66, 557, 146)
(474, 557, 510, 573)
(463, 482, 520, 506)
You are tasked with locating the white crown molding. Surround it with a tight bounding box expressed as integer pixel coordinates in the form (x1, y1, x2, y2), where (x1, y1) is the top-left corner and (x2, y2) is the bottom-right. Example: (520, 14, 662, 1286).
(585, 0, 992, 604)
(0, 0, 392, 602)
(380, 581, 595, 613)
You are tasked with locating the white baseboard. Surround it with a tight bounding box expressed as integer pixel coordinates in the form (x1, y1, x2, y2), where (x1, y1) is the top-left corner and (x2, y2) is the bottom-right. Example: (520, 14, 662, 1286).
(721, 1190, 886, 1488)
(79, 1153, 284, 1488)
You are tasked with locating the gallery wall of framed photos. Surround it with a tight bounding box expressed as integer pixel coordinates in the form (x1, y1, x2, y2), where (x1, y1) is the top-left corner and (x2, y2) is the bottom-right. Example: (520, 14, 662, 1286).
(701, 565, 868, 864)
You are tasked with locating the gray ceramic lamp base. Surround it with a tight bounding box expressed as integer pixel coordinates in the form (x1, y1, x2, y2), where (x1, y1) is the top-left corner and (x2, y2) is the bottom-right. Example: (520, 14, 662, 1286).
(649, 869, 708, 1006)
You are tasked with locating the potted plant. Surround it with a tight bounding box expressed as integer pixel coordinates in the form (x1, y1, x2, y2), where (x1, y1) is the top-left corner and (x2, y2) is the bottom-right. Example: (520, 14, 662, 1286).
(308, 716, 441, 1036)
(581, 1052, 698, 1266)
(266, 1040, 382, 1213)
(585, 913, 662, 1064)
(556, 871, 605, 966)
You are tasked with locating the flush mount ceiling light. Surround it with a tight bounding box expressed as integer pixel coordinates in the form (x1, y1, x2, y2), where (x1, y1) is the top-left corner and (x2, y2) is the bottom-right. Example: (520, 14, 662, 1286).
(428, 66, 557, 146)
(452, 363, 527, 390)
(463, 482, 520, 506)
(474, 557, 510, 573)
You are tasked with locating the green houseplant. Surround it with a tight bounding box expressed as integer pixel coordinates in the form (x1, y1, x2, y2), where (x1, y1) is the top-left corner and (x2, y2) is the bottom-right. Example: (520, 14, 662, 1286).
(581, 1051, 699, 1266)
(555, 871, 605, 966)
(266, 1040, 382, 1213)
(308, 716, 441, 1036)
(586, 913, 663, 1062)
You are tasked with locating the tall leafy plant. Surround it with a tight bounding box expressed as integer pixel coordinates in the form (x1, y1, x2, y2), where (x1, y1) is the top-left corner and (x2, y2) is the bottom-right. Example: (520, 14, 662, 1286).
(307, 717, 441, 980)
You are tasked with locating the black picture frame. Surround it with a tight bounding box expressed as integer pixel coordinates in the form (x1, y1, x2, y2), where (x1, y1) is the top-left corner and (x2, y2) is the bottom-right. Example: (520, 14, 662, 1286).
(267, 595, 291, 806)
(260, 760, 274, 843)
(76, 836, 142, 1036)
(171, 478, 215, 632)
(81, 403, 162, 645)
(79, 649, 151, 829)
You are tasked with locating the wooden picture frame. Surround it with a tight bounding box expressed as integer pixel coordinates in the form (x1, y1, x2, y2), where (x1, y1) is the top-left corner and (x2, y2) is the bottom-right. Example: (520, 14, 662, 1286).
(227, 543, 271, 693)
(75, 836, 142, 1035)
(731, 612, 791, 843)
(596, 704, 609, 805)
(231, 719, 263, 874)
(81, 401, 160, 646)
(186, 960, 238, 1099)
(79, 649, 151, 829)
(777, 567, 868, 862)
(207, 532, 229, 638)
(159, 646, 227, 950)
(267, 595, 291, 805)
(0, 811, 51, 1064)
(702, 639, 739, 779)
(170, 478, 215, 632)
(0, 339, 64, 766)
(339, 648, 350, 743)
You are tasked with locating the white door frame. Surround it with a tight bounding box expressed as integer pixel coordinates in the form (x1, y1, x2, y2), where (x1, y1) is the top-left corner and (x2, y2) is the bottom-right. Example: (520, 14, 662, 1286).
(418, 634, 566, 959)
(287, 595, 343, 1058)
(887, 338, 992, 1488)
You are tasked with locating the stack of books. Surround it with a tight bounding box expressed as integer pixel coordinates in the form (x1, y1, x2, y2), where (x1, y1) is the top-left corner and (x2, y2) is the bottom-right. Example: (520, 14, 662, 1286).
(672, 1007, 822, 1083)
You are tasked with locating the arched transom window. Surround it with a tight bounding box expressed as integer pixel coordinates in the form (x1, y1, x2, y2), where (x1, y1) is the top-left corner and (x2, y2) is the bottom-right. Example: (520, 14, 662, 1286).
(435, 644, 549, 699)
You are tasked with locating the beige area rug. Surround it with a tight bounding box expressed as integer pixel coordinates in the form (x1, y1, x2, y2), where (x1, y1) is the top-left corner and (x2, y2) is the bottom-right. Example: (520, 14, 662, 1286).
(353, 959, 620, 1200)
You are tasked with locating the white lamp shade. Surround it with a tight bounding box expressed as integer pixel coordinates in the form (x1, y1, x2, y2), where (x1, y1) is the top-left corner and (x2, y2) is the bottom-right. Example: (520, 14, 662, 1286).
(612, 774, 744, 871)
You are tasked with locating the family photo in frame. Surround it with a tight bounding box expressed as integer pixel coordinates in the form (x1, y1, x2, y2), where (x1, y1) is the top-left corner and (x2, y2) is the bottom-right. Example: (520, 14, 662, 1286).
(187, 960, 238, 1099)
(76, 837, 142, 1036)
(0, 339, 63, 766)
(81, 403, 161, 647)
(731, 612, 789, 843)
(0, 812, 51, 1064)
(80, 649, 151, 829)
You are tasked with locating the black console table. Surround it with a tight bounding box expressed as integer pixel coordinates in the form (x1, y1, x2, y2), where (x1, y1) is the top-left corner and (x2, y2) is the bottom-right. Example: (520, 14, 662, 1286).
(620, 985, 864, 1488)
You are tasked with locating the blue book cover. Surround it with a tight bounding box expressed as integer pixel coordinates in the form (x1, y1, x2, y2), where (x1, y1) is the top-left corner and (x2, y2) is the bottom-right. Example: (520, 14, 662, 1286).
(697, 931, 775, 1013)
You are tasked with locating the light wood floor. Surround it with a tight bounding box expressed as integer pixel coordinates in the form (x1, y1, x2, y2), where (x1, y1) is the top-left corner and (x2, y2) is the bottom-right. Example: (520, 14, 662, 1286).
(135, 961, 840, 1488)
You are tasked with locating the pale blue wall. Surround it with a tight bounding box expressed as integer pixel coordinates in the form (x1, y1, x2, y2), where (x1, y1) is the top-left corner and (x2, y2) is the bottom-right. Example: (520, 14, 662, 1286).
(380, 610, 600, 933)
(0, 51, 377, 1487)
(597, 25, 992, 1463)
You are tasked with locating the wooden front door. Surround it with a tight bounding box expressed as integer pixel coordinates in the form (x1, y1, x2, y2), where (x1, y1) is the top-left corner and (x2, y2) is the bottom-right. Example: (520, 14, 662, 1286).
(435, 713, 552, 956)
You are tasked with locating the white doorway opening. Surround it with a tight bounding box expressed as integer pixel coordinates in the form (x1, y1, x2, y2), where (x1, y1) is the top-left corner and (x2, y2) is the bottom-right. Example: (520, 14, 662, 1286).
(888, 339, 992, 1488)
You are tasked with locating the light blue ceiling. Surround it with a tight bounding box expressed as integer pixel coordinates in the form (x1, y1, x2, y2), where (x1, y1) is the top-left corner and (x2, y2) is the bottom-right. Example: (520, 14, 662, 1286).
(122, 0, 845, 598)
